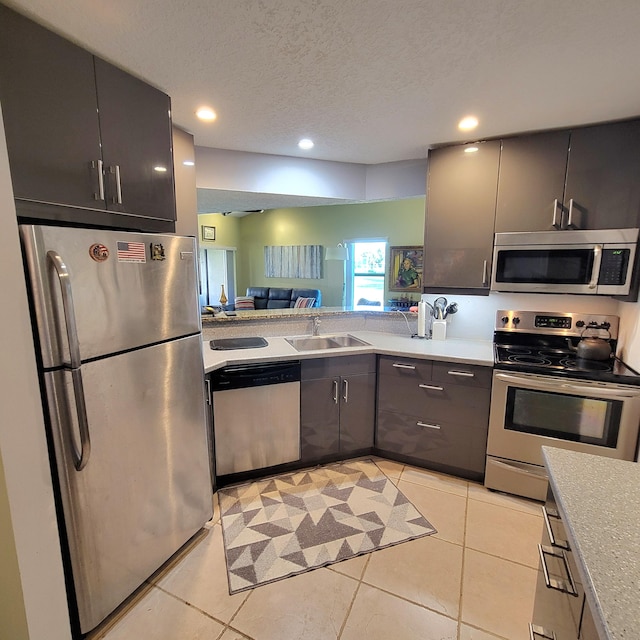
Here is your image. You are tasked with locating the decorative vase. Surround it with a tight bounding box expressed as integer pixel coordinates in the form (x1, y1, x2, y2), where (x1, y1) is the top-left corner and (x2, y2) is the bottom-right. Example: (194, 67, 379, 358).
(219, 284, 228, 306)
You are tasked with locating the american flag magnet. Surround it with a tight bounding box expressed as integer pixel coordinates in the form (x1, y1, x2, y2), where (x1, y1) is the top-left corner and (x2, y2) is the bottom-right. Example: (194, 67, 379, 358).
(116, 241, 146, 263)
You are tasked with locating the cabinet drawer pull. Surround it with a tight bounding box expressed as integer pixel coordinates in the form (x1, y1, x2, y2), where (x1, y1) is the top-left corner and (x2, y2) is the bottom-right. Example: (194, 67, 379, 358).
(447, 370, 475, 378)
(418, 384, 443, 391)
(538, 545, 578, 596)
(343, 379, 349, 403)
(541, 505, 569, 550)
(332, 379, 338, 404)
(482, 259, 488, 286)
(417, 421, 440, 430)
(528, 623, 557, 640)
(392, 363, 416, 370)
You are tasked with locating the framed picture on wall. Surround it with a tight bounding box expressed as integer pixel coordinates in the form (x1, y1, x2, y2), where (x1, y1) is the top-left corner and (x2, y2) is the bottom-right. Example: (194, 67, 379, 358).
(201, 225, 216, 241)
(389, 246, 423, 291)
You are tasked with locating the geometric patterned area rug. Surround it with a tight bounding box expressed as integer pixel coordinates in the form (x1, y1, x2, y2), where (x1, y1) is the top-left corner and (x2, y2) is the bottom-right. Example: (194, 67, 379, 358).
(218, 459, 437, 594)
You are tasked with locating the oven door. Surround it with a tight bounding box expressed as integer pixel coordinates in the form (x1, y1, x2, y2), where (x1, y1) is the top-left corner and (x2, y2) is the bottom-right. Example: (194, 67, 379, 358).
(491, 243, 602, 294)
(487, 371, 640, 466)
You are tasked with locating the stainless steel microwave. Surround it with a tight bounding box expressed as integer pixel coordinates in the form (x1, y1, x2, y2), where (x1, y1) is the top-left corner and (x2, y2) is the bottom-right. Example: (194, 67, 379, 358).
(491, 228, 639, 296)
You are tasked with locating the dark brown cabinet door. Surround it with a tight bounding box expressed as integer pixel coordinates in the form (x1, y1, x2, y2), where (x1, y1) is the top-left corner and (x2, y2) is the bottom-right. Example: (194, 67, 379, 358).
(0, 5, 103, 211)
(94, 59, 175, 222)
(339, 373, 375, 454)
(564, 120, 640, 230)
(300, 377, 340, 462)
(424, 140, 500, 292)
(495, 130, 570, 233)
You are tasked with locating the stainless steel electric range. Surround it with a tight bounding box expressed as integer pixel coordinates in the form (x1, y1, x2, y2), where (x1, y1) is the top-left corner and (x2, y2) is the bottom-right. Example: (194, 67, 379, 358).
(485, 309, 640, 501)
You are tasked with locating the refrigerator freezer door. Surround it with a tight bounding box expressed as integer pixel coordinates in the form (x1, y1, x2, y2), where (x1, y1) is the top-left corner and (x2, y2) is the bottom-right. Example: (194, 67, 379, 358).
(45, 334, 212, 633)
(20, 224, 201, 368)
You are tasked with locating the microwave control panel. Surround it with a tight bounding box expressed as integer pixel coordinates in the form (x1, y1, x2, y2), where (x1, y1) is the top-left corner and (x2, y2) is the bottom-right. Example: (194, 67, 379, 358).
(599, 249, 630, 285)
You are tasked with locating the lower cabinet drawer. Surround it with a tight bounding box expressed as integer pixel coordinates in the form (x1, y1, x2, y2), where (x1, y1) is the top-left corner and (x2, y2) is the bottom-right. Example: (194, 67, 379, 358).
(378, 374, 490, 425)
(376, 410, 488, 473)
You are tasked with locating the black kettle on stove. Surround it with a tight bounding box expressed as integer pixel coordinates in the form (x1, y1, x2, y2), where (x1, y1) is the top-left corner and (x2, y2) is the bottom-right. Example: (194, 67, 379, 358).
(566, 325, 613, 361)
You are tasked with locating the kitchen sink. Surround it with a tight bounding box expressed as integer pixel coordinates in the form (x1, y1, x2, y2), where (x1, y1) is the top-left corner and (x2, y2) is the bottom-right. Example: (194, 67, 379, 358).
(285, 334, 370, 351)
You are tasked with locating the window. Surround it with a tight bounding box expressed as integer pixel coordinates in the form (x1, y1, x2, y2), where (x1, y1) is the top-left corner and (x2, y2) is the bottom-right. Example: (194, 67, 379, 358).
(346, 241, 386, 309)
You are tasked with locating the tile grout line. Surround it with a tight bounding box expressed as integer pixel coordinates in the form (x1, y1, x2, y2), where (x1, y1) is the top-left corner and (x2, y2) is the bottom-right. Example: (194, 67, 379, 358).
(336, 554, 371, 639)
(456, 482, 470, 640)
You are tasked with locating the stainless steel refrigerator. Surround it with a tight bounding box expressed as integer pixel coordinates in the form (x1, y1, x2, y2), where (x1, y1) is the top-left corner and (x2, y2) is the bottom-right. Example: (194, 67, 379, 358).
(20, 224, 213, 635)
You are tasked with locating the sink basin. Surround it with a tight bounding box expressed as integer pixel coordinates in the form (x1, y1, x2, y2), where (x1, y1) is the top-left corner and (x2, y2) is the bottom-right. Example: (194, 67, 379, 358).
(285, 334, 370, 351)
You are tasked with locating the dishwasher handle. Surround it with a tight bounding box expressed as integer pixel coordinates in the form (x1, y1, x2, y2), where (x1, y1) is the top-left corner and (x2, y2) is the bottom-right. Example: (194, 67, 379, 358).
(210, 360, 301, 391)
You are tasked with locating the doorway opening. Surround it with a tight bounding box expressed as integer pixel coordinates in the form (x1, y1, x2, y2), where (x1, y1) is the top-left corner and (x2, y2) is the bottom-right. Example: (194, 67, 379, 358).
(199, 248, 236, 309)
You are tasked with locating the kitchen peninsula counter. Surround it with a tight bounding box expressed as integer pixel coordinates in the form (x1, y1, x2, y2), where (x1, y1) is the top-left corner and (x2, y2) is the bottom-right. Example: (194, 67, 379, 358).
(542, 447, 640, 640)
(202, 330, 493, 373)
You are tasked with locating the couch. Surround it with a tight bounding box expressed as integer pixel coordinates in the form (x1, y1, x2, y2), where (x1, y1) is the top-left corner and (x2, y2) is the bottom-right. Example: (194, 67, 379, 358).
(244, 287, 322, 309)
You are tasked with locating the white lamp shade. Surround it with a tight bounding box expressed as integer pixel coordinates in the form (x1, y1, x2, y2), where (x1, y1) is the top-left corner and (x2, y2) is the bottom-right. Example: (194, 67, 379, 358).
(325, 244, 349, 261)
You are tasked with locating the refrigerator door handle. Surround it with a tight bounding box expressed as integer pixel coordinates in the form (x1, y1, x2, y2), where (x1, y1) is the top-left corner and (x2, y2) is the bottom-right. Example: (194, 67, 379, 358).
(48, 250, 91, 470)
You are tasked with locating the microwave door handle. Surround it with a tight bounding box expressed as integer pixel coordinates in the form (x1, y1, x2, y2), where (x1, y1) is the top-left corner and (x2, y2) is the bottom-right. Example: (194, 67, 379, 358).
(589, 245, 603, 289)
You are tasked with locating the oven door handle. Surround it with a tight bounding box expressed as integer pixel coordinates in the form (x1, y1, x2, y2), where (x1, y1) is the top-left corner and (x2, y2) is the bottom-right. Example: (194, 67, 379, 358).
(559, 383, 640, 398)
(495, 373, 640, 398)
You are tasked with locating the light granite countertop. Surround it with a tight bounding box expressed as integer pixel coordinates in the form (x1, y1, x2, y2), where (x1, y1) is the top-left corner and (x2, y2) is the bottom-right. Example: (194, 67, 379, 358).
(542, 447, 640, 640)
(202, 330, 494, 373)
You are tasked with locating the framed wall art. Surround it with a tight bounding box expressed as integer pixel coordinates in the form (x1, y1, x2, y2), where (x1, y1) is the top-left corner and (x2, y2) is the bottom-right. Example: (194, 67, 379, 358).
(201, 225, 216, 241)
(389, 246, 423, 291)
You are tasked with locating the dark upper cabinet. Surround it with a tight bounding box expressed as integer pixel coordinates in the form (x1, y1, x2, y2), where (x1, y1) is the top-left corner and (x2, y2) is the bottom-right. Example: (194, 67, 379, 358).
(0, 5, 102, 211)
(564, 120, 640, 230)
(94, 59, 175, 221)
(495, 130, 570, 233)
(496, 121, 640, 232)
(0, 4, 175, 229)
(424, 140, 500, 293)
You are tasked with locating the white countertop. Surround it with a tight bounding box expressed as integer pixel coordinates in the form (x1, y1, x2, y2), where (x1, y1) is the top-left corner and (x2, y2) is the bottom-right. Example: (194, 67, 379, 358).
(202, 330, 494, 373)
(543, 447, 640, 640)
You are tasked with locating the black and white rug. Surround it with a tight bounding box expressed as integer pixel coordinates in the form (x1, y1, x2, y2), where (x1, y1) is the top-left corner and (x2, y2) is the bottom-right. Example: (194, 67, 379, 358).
(218, 459, 437, 594)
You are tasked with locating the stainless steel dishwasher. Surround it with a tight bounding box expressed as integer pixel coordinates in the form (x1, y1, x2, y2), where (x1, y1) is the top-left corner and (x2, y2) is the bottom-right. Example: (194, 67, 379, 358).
(210, 361, 301, 476)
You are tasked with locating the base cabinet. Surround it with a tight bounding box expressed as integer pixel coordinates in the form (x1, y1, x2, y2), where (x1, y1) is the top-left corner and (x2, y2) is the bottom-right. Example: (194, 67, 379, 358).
(300, 355, 375, 464)
(375, 355, 491, 478)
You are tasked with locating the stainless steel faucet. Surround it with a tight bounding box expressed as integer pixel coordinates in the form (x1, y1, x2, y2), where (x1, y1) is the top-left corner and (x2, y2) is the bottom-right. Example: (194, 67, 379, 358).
(312, 316, 321, 336)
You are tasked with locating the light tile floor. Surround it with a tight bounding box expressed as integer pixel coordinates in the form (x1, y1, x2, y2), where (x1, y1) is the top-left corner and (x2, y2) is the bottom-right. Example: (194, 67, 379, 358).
(89, 458, 544, 640)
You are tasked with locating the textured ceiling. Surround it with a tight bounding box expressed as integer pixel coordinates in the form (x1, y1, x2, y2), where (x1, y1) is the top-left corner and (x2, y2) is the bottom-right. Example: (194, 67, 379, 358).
(5, 0, 640, 169)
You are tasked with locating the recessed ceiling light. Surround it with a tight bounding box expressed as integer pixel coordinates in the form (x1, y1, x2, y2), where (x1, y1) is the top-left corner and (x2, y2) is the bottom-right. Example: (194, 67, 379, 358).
(464, 146, 479, 153)
(458, 116, 479, 131)
(183, 160, 195, 166)
(153, 165, 167, 172)
(196, 107, 217, 122)
(298, 138, 314, 150)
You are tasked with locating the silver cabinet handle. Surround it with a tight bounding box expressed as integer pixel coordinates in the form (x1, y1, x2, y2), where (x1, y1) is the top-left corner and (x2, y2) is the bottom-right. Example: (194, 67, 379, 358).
(541, 505, 569, 550)
(417, 421, 441, 430)
(47, 251, 91, 471)
(567, 198, 575, 228)
(419, 383, 443, 391)
(552, 198, 562, 229)
(589, 244, 602, 289)
(447, 370, 475, 378)
(205, 378, 212, 405)
(482, 259, 488, 286)
(343, 379, 349, 403)
(538, 544, 578, 596)
(332, 379, 339, 404)
(529, 623, 557, 640)
(109, 164, 123, 204)
(392, 363, 416, 370)
(91, 159, 105, 201)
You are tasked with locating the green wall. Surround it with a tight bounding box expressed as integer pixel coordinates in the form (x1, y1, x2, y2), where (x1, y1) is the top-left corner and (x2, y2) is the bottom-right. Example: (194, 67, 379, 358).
(198, 212, 241, 249)
(236, 198, 425, 307)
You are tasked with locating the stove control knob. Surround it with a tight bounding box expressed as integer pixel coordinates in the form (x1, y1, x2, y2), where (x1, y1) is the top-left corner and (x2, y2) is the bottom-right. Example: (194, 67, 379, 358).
(501, 316, 510, 325)
(576, 320, 585, 328)
(512, 316, 520, 325)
